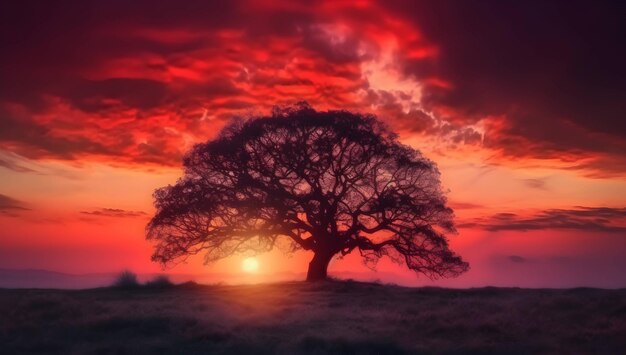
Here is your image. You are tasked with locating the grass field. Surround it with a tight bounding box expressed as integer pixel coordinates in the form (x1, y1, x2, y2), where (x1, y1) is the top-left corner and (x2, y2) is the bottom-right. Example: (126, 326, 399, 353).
(1, 280, 625, 354)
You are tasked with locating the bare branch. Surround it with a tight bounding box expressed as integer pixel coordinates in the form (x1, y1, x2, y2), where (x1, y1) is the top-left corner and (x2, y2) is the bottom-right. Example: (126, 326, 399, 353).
(146, 103, 468, 280)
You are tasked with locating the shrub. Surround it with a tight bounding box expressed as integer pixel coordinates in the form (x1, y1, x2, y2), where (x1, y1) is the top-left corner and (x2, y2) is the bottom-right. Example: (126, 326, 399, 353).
(145, 275, 174, 288)
(113, 270, 139, 288)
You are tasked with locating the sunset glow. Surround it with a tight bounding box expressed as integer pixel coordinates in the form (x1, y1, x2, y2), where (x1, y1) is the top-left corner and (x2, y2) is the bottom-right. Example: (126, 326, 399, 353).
(0, 1, 624, 288)
(242, 258, 260, 274)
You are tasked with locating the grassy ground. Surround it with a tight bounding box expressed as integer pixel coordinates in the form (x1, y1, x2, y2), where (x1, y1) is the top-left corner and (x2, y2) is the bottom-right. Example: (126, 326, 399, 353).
(1, 280, 625, 354)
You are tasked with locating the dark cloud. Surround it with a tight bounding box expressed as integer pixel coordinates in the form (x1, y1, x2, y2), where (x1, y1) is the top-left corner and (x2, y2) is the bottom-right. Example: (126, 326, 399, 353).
(0, 158, 36, 173)
(508, 255, 526, 263)
(80, 208, 146, 218)
(458, 207, 626, 233)
(448, 202, 484, 210)
(0, 0, 624, 176)
(524, 178, 548, 190)
(386, 0, 626, 175)
(367, 88, 484, 144)
(0, 194, 29, 216)
(0, 194, 28, 210)
(177, 79, 244, 103)
(247, 74, 315, 89)
(451, 127, 482, 145)
(300, 24, 367, 65)
(0, 111, 115, 160)
(0, 1, 366, 166)
(65, 78, 169, 113)
(0, 1, 233, 110)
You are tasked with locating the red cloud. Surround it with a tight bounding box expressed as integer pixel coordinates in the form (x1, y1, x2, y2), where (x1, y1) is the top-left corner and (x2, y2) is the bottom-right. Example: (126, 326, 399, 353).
(80, 208, 147, 218)
(458, 207, 626, 233)
(0, 1, 624, 177)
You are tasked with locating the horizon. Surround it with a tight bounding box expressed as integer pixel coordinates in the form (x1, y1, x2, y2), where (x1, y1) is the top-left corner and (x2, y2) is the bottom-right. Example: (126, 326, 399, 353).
(1, 1, 625, 289)
(2, 267, 626, 290)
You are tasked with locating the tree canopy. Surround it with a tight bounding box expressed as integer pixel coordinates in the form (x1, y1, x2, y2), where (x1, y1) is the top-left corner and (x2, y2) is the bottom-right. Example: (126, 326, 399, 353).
(147, 103, 469, 281)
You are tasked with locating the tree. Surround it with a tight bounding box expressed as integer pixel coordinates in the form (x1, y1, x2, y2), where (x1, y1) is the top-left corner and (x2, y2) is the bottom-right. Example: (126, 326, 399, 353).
(147, 103, 469, 281)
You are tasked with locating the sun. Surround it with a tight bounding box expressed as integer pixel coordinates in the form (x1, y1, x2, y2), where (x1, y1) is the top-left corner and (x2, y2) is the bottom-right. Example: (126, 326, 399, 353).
(241, 257, 259, 273)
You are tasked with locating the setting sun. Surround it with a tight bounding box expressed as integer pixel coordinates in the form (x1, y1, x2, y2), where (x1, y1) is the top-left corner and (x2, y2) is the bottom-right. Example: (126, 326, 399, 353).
(241, 257, 259, 273)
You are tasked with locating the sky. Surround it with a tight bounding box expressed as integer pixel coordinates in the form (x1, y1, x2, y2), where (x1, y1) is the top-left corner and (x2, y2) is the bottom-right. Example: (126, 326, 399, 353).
(1, 0, 625, 288)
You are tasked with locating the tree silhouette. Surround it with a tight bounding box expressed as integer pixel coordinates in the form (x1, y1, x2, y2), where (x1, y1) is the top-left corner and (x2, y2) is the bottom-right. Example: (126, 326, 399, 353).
(147, 103, 468, 281)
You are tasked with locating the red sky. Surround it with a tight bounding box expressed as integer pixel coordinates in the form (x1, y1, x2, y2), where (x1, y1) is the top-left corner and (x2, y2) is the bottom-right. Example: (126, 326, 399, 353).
(1, 0, 625, 288)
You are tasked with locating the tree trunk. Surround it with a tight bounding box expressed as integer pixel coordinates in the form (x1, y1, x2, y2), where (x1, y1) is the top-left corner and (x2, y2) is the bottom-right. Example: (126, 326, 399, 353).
(306, 251, 334, 281)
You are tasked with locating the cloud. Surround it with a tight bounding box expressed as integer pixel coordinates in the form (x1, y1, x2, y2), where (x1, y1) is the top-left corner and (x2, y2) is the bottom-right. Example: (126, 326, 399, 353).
(0, 194, 29, 216)
(448, 201, 484, 210)
(384, 1, 626, 176)
(80, 208, 147, 218)
(523, 178, 548, 190)
(64, 78, 169, 113)
(0, 1, 376, 166)
(508, 255, 526, 263)
(0, 108, 130, 160)
(0, 158, 36, 173)
(365, 89, 484, 146)
(458, 207, 626, 233)
(0, 1, 623, 177)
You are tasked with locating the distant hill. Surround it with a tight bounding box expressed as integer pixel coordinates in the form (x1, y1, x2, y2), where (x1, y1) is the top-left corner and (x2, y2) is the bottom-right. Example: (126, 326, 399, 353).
(0, 269, 119, 289)
(0, 269, 202, 289)
(0, 268, 409, 289)
(0, 268, 307, 289)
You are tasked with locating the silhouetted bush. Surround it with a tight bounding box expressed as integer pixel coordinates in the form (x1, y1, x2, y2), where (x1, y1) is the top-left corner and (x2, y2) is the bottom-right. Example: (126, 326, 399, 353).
(112, 270, 139, 289)
(178, 280, 201, 289)
(145, 275, 174, 288)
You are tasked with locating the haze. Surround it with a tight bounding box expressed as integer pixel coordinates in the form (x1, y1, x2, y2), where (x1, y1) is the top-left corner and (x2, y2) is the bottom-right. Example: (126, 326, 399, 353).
(0, 1, 624, 288)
